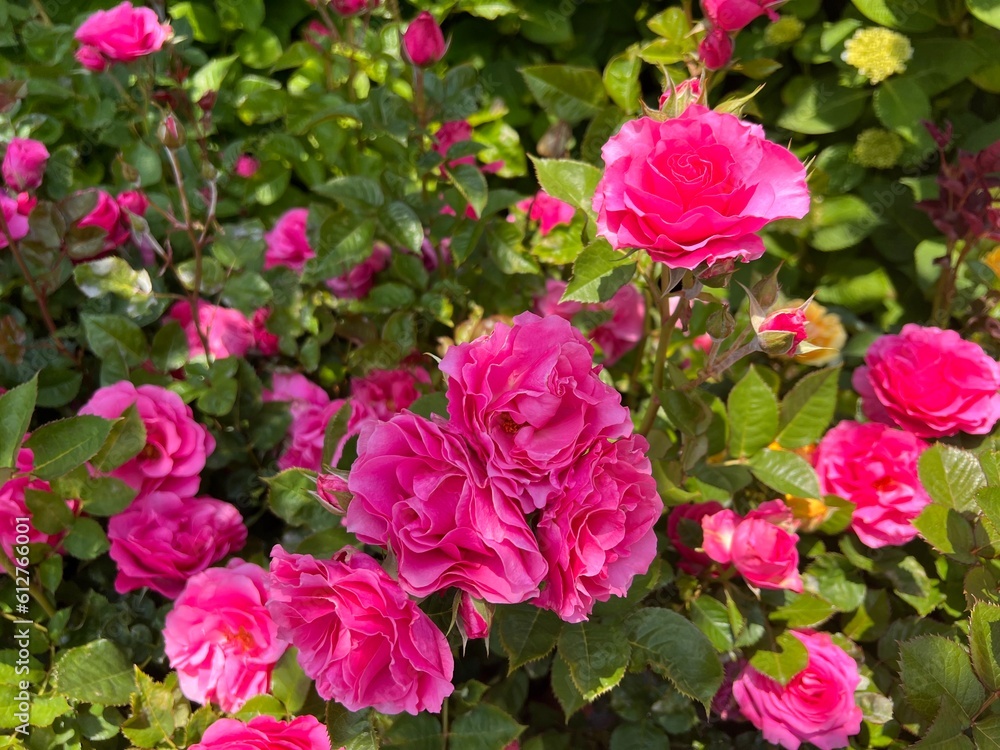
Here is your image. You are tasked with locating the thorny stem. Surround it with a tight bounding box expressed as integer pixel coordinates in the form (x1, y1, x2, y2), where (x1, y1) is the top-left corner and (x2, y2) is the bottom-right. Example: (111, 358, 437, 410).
(684, 332, 757, 391)
(0, 547, 57, 619)
(638, 274, 686, 436)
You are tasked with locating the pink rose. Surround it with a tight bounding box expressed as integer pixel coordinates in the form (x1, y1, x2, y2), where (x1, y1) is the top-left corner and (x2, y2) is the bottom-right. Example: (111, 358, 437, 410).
(758, 308, 809, 355)
(315, 472, 350, 514)
(108, 492, 247, 598)
(166, 301, 254, 361)
(250, 308, 280, 356)
(733, 630, 863, 750)
(593, 106, 809, 269)
(699, 28, 734, 70)
(326, 241, 391, 299)
(852, 324, 1000, 438)
(701, 508, 740, 565)
(268, 546, 454, 715)
(346, 412, 547, 603)
(434, 121, 476, 168)
(79, 381, 215, 497)
(534, 434, 662, 623)
(190, 715, 331, 750)
(0, 195, 29, 249)
(164, 560, 287, 712)
(329, 0, 380, 15)
(441, 312, 632, 511)
(0, 448, 75, 560)
(702, 501, 803, 592)
(659, 78, 704, 110)
(116, 189, 149, 218)
(233, 155, 259, 178)
(2, 138, 49, 192)
(348, 366, 430, 432)
(457, 593, 491, 641)
(403, 12, 447, 67)
(702, 0, 780, 32)
(77, 189, 129, 252)
(516, 191, 576, 235)
(264, 208, 315, 274)
(74, 2, 171, 71)
(815, 421, 930, 548)
(667, 501, 725, 574)
(263, 373, 349, 471)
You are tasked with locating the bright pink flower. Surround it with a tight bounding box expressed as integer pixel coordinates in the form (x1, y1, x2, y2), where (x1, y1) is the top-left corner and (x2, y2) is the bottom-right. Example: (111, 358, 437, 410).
(701, 509, 740, 565)
(234, 155, 259, 178)
(2, 138, 49, 192)
(79, 381, 215, 497)
(74, 2, 171, 71)
(77, 189, 129, 252)
(329, 0, 380, 15)
(457, 593, 490, 640)
(263, 373, 349, 471)
(326, 242, 391, 299)
(534, 434, 662, 623)
(0, 448, 75, 560)
(264, 208, 315, 274)
(166, 301, 254, 361)
(815, 421, 930, 548)
(268, 546, 454, 715)
(250, 309, 280, 356)
(434, 121, 476, 168)
(667, 501, 724, 574)
(659, 78, 704, 110)
(403, 12, 446, 67)
(702, 0, 780, 32)
(346, 413, 547, 603)
(440, 312, 632, 511)
(516, 191, 576, 235)
(0, 195, 29, 248)
(699, 28, 734, 69)
(164, 560, 287, 712)
(702, 502, 802, 592)
(348, 366, 430, 431)
(315, 472, 349, 514)
(758, 308, 809, 354)
(733, 630, 863, 750)
(108, 492, 247, 598)
(852, 324, 1000, 438)
(593, 106, 809, 270)
(189, 715, 331, 750)
(116, 189, 149, 218)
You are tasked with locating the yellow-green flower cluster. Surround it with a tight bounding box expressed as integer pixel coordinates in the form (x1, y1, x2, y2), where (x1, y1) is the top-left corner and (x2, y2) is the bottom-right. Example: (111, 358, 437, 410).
(852, 128, 905, 169)
(765, 16, 805, 46)
(842, 27, 913, 84)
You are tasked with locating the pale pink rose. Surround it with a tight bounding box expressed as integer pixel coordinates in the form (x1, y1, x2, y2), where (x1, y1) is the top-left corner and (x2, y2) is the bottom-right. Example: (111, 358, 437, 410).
(534, 434, 662, 623)
(702, 501, 803, 592)
(733, 629, 863, 750)
(268, 546, 454, 715)
(250, 309, 280, 356)
(77, 189, 129, 252)
(0, 195, 29, 249)
(701, 509, 740, 565)
(852, 324, 1000, 438)
(74, 2, 171, 71)
(440, 312, 632, 511)
(108, 492, 247, 598)
(594, 106, 809, 270)
(667, 501, 724, 574)
(326, 242, 391, 299)
(262, 373, 349, 471)
(79, 381, 215, 497)
(346, 412, 547, 603)
(702, 0, 780, 32)
(403, 12, 446, 67)
(0, 448, 76, 560)
(457, 593, 490, 640)
(329, 0, 380, 15)
(189, 715, 331, 750)
(659, 78, 704, 109)
(758, 308, 809, 354)
(815, 421, 930, 548)
(348, 366, 430, 432)
(233, 155, 259, 178)
(516, 191, 576, 235)
(166, 301, 254, 361)
(699, 28, 734, 70)
(164, 560, 286, 712)
(264, 208, 315, 273)
(2, 138, 49, 192)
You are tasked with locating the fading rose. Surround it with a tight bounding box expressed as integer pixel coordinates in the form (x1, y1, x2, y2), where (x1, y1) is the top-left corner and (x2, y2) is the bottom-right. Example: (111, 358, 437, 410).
(326, 242, 391, 299)
(164, 560, 287, 712)
(0, 195, 29, 249)
(190, 715, 332, 750)
(815, 421, 929, 548)
(346, 412, 547, 603)
(263, 373, 350, 471)
(733, 630, 862, 750)
(268, 546, 454, 715)
(593, 106, 809, 269)
(667, 501, 724, 575)
(108, 492, 247, 598)
(166, 301, 254, 361)
(853, 324, 1000, 438)
(348, 366, 430, 431)
(264, 208, 314, 274)
(0, 448, 75, 560)
(515, 191, 576, 235)
(2, 138, 49, 192)
(74, 1, 171, 71)
(79, 381, 215, 497)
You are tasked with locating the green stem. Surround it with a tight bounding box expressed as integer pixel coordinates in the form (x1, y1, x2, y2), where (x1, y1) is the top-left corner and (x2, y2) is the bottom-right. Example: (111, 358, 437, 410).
(638, 278, 686, 436)
(441, 698, 449, 750)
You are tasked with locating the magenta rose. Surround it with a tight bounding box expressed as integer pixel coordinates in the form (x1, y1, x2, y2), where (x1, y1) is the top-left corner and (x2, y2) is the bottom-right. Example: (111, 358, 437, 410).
(164, 560, 286, 712)
(79, 381, 215, 497)
(702, 501, 803, 592)
(815, 421, 929, 548)
(264, 208, 315, 273)
(263, 373, 350, 471)
(702, 0, 780, 32)
(0, 448, 76, 560)
(268, 546, 454, 715)
(733, 629, 863, 750)
(593, 106, 809, 269)
(250, 308, 280, 355)
(190, 715, 332, 750)
(457, 593, 491, 641)
(329, 0, 380, 15)
(434, 121, 476, 168)
(346, 412, 547, 603)
(852, 324, 1000, 438)
(348, 366, 430, 431)
(440, 312, 632, 511)
(2, 138, 49, 192)
(116, 189, 149, 218)
(74, 2, 171, 72)
(233, 155, 260, 178)
(757, 307, 809, 355)
(516, 191, 576, 235)
(667, 501, 725, 575)
(326, 242, 391, 299)
(165, 301, 254, 361)
(108, 492, 247, 598)
(0, 195, 29, 249)
(534, 434, 662, 622)
(403, 12, 447, 67)
(76, 189, 129, 252)
(699, 28, 734, 69)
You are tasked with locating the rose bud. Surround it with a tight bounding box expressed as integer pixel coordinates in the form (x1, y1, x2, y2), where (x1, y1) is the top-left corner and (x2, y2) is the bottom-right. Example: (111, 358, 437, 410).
(403, 12, 447, 67)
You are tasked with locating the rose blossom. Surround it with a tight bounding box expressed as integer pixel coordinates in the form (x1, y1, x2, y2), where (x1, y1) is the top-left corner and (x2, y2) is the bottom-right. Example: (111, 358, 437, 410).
(0, 195, 29, 249)
(815, 421, 929, 548)
(108, 492, 247, 598)
(79, 381, 215, 497)
(233, 155, 259, 178)
(164, 560, 287, 712)
(77, 189, 129, 252)
(457, 593, 490, 641)
(786, 298, 847, 366)
(757, 307, 809, 355)
(329, 0, 380, 15)
(434, 121, 477, 168)
(440, 312, 632, 511)
(667, 501, 725, 575)
(0, 448, 76, 560)
(347, 412, 546, 603)
(733, 629, 863, 750)
(852, 324, 1000, 437)
(659, 78, 704, 110)
(263, 208, 314, 273)
(702, 0, 781, 32)
(699, 28, 735, 70)
(263, 373, 349, 470)
(534, 434, 662, 623)
(268, 546, 454, 715)
(348, 366, 430, 432)
(189, 715, 332, 750)
(326, 241, 392, 299)
(166, 301, 254, 361)
(2, 138, 49, 192)
(515, 191, 576, 235)
(250, 308, 280, 356)
(593, 106, 809, 269)
(403, 12, 446, 67)
(74, 2, 172, 72)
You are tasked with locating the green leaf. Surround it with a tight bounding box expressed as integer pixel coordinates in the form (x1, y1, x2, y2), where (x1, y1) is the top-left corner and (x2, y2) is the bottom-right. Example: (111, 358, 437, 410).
(690, 596, 735, 652)
(305, 211, 376, 283)
(903, 39, 989, 95)
(558, 622, 630, 700)
(90, 404, 146, 473)
(0, 374, 36, 469)
(913, 504, 976, 564)
(271, 650, 311, 715)
(805, 555, 866, 612)
(53, 640, 136, 706)
(530, 156, 603, 214)
(749, 449, 822, 499)
(970, 602, 1000, 692)
(151, 322, 190, 372)
(980, 452, 1000, 486)
(728, 366, 779, 458)
(63, 517, 110, 560)
(384, 713, 442, 750)
(497, 604, 563, 673)
(551, 652, 588, 720)
(25, 416, 115, 480)
(603, 51, 642, 112)
(777, 77, 869, 134)
(626, 608, 724, 709)
(79, 477, 136, 517)
(236, 28, 282, 69)
(189, 54, 238, 101)
(919, 444, 986, 513)
(170, 1, 221, 42)
(520, 65, 607, 124)
(73, 258, 153, 310)
(771, 592, 838, 629)
(852, 0, 939, 30)
(322, 401, 353, 471)
(446, 164, 488, 218)
(776, 367, 840, 449)
(874, 78, 932, 140)
(121, 670, 177, 748)
(563, 240, 636, 304)
(81, 314, 148, 367)
(379, 201, 424, 253)
(609, 723, 671, 750)
(314, 176, 384, 208)
(217, 0, 264, 29)
(449, 703, 524, 750)
(810, 195, 881, 252)
(222, 272, 272, 316)
(750, 631, 809, 686)
(327, 705, 378, 750)
(899, 635, 985, 726)
(973, 715, 1000, 749)
(266, 469, 338, 530)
